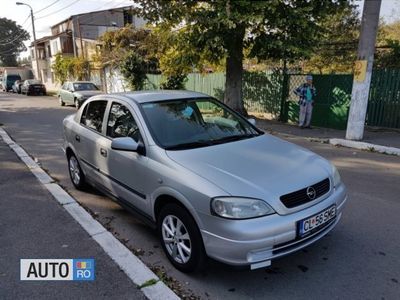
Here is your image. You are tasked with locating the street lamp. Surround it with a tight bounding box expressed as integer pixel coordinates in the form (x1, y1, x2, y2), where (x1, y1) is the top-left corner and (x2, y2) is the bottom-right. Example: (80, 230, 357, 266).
(16, 2, 42, 82)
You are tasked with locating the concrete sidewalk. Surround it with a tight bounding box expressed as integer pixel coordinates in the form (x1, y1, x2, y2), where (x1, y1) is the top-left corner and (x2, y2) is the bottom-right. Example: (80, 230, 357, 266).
(256, 118, 400, 155)
(0, 139, 146, 299)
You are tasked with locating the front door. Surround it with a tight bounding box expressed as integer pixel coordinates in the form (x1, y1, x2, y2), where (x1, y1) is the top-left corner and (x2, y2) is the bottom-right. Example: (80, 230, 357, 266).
(97, 101, 151, 214)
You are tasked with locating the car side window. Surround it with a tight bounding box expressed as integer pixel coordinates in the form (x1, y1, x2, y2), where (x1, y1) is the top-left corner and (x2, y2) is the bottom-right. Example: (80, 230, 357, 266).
(107, 103, 141, 142)
(68, 83, 74, 91)
(80, 100, 107, 133)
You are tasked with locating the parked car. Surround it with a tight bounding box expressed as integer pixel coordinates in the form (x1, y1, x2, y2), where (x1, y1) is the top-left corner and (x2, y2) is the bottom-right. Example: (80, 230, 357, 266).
(21, 79, 46, 96)
(12, 80, 23, 94)
(2, 74, 21, 92)
(62, 91, 347, 272)
(58, 81, 102, 108)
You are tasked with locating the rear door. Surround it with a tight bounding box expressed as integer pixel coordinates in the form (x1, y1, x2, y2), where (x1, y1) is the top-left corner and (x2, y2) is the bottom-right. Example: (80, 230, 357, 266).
(75, 99, 108, 185)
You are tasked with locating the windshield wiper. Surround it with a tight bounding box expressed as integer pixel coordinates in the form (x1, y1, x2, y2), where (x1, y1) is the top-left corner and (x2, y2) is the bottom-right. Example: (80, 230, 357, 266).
(165, 140, 214, 150)
(212, 133, 259, 145)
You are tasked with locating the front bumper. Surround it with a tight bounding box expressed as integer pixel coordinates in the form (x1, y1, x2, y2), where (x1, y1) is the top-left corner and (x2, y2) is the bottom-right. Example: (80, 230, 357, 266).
(200, 184, 347, 267)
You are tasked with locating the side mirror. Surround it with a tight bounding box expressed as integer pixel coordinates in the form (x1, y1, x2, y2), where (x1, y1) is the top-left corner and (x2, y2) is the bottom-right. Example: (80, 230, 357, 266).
(111, 137, 139, 152)
(247, 118, 256, 126)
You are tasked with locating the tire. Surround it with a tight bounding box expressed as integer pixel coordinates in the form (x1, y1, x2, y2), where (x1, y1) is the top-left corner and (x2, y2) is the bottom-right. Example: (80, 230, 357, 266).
(59, 96, 65, 106)
(68, 153, 86, 190)
(74, 98, 80, 109)
(158, 203, 206, 272)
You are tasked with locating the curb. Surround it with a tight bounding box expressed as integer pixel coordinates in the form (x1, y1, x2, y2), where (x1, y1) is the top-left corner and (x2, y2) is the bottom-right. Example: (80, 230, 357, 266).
(0, 127, 180, 300)
(329, 138, 400, 156)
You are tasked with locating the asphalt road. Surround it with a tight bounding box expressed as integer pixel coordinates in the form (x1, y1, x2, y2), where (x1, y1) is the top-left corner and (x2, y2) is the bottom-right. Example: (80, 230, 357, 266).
(1, 92, 399, 299)
(0, 135, 144, 299)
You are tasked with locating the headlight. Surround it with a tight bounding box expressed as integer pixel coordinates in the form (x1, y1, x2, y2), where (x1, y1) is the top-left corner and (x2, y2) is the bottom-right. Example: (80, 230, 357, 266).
(332, 165, 341, 188)
(211, 197, 275, 219)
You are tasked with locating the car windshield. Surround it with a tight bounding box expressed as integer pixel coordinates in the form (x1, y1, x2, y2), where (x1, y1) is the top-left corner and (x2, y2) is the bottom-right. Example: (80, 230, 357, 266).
(141, 98, 262, 150)
(73, 83, 98, 91)
(27, 80, 42, 84)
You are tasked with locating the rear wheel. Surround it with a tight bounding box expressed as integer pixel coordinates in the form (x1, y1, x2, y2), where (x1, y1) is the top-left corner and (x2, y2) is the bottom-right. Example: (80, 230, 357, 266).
(68, 153, 86, 190)
(59, 96, 65, 106)
(158, 203, 206, 272)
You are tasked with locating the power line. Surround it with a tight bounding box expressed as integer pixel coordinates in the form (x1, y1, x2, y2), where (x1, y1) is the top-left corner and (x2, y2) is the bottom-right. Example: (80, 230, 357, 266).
(36, 0, 81, 20)
(34, 0, 62, 14)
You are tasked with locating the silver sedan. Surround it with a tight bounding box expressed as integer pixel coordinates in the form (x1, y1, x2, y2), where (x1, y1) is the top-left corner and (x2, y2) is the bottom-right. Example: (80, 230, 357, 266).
(62, 91, 347, 272)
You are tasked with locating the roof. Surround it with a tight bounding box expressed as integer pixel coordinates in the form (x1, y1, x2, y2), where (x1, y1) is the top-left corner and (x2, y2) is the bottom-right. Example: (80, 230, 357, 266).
(51, 5, 134, 29)
(116, 90, 211, 104)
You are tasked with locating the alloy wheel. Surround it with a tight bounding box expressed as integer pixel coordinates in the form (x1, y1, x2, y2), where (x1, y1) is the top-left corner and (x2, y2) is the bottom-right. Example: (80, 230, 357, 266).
(69, 156, 81, 186)
(162, 215, 192, 264)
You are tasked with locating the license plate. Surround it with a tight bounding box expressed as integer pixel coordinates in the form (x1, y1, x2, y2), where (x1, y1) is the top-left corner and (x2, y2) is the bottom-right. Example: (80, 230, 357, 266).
(298, 205, 336, 238)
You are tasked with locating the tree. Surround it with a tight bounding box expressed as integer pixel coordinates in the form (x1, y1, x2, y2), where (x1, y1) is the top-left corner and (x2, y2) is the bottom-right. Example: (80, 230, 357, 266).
(0, 18, 30, 66)
(120, 51, 148, 90)
(52, 53, 90, 83)
(303, 2, 360, 74)
(133, 0, 348, 115)
(375, 20, 400, 68)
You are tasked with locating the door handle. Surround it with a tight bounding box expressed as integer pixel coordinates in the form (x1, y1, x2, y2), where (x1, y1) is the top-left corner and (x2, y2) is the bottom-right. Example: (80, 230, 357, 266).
(75, 135, 80, 142)
(100, 148, 107, 157)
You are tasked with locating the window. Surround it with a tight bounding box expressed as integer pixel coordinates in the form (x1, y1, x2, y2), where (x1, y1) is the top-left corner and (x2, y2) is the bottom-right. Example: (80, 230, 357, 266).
(80, 101, 107, 133)
(107, 103, 140, 142)
(73, 82, 98, 91)
(123, 10, 133, 25)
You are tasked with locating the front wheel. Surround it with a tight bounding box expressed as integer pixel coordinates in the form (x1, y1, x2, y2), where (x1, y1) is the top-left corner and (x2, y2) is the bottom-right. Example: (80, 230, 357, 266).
(74, 98, 80, 109)
(68, 153, 86, 190)
(158, 204, 206, 272)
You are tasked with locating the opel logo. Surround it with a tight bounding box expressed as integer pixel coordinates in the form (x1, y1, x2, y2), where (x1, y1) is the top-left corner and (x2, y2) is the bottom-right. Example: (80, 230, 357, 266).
(306, 187, 316, 200)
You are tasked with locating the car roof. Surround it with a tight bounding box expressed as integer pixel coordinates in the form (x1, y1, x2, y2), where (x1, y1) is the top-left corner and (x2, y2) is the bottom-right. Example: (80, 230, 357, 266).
(115, 90, 211, 104)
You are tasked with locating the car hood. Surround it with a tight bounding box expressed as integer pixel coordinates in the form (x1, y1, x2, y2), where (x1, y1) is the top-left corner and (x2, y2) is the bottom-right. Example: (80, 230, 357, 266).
(166, 134, 333, 213)
(74, 90, 102, 97)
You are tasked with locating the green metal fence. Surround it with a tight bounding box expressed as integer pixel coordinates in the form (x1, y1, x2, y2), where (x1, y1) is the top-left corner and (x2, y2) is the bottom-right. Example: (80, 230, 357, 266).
(144, 71, 283, 118)
(144, 69, 400, 130)
(367, 69, 400, 128)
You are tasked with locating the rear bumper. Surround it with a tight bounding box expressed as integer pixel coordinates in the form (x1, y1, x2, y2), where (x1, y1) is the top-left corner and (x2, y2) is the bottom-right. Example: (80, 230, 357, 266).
(200, 184, 347, 267)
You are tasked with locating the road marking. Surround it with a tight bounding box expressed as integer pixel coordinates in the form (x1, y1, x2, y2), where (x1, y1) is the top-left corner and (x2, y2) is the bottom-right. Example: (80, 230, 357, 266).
(0, 127, 180, 300)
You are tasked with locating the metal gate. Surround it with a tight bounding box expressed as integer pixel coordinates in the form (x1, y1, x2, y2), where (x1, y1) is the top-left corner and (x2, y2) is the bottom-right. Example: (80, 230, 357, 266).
(283, 74, 353, 130)
(367, 69, 400, 128)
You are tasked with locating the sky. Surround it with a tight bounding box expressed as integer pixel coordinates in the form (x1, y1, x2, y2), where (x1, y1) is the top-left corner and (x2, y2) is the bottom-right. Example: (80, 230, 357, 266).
(0, 0, 399, 58)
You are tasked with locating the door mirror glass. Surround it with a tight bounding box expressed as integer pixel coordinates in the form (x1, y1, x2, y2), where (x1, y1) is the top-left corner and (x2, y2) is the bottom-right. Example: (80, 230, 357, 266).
(247, 118, 256, 126)
(111, 137, 139, 152)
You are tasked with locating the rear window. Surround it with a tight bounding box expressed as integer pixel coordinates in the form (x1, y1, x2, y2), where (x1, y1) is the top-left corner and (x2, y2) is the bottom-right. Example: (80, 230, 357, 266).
(27, 80, 42, 85)
(80, 101, 107, 133)
(7, 75, 21, 81)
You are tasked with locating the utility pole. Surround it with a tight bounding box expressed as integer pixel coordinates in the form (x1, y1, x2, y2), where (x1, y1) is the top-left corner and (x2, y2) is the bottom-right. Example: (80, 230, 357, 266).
(346, 0, 381, 140)
(16, 2, 42, 82)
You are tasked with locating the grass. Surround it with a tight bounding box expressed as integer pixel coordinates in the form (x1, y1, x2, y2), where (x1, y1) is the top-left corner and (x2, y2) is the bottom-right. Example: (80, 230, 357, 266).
(138, 278, 159, 289)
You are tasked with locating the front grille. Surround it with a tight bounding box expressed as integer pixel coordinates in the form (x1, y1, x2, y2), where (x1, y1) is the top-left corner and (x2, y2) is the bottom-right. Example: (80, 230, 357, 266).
(280, 178, 330, 208)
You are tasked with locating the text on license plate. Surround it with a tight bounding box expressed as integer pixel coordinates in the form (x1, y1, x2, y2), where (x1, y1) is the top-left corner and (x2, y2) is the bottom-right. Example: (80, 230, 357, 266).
(298, 205, 336, 237)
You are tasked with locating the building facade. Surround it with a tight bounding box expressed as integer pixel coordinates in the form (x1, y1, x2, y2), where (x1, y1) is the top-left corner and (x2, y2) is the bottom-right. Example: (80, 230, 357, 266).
(30, 6, 145, 90)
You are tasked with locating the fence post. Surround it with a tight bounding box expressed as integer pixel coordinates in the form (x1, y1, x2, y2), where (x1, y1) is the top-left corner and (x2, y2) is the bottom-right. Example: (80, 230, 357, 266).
(279, 72, 289, 122)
